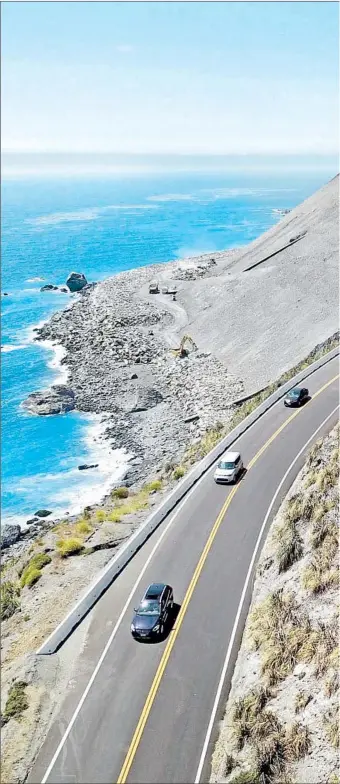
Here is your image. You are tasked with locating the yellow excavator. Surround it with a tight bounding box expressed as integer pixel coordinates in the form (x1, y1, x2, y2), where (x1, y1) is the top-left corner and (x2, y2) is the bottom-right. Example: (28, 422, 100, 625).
(172, 334, 198, 358)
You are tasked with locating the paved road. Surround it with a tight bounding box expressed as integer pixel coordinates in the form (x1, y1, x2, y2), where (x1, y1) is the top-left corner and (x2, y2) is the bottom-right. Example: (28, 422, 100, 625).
(29, 357, 339, 784)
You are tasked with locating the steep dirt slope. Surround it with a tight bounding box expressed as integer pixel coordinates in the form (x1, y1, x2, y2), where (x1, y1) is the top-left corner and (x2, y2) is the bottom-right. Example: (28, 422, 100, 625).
(177, 175, 339, 390)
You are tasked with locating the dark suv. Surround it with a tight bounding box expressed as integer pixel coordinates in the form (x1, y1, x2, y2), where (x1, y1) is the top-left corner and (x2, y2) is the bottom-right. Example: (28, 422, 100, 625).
(131, 583, 174, 640)
(284, 387, 309, 407)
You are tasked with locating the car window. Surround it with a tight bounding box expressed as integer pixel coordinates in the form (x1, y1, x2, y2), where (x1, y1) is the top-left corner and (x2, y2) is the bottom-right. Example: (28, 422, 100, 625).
(235, 456, 240, 465)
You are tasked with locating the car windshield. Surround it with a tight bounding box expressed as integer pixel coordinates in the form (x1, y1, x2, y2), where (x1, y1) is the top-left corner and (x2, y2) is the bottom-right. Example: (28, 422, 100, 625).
(137, 600, 159, 616)
(218, 461, 236, 470)
(288, 389, 300, 398)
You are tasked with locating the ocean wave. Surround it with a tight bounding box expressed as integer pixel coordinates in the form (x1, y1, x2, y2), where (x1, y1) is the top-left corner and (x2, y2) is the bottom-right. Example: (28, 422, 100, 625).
(26, 203, 158, 227)
(200, 187, 297, 199)
(1, 344, 28, 353)
(147, 193, 195, 202)
(3, 416, 131, 526)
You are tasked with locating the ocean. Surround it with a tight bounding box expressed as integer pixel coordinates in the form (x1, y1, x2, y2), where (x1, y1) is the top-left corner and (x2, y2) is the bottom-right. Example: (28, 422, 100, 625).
(1, 163, 336, 527)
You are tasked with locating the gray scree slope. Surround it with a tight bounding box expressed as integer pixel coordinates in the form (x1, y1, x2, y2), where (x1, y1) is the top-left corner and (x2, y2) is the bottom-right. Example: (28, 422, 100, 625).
(177, 174, 339, 389)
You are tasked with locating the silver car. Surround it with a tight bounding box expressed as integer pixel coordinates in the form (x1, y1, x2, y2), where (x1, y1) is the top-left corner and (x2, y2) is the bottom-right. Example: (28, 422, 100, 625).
(214, 451, 243, 484)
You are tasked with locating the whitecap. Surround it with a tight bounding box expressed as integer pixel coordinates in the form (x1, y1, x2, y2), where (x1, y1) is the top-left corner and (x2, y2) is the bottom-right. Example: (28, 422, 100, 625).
(147, 193, 195, 202)
(1, 343, 28, 353)
(25, 203, 158, 228)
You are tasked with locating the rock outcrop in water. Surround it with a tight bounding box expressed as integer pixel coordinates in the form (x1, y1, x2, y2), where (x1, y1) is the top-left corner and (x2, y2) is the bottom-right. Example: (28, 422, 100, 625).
(23, 386, 75, 415)
(66, 272, 88, 292)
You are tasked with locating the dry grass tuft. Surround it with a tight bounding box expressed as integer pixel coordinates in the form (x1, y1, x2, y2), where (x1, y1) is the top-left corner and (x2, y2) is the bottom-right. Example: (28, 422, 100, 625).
(3, 681, 29, 722)
(274, 519, 303, 573)
(324, 671, 339, 698)
(284, 722, 311, 761)
(248, 591, 338, 686)
(294, 691, 311, 713)
(324, 708, 340, 749)
(223, 754, 235, 776)
(254, 732, 286, 780)
(232, 687, 276, 749)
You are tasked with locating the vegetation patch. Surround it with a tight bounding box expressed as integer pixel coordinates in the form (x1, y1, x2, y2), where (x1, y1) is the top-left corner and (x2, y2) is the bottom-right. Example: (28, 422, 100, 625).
(112, 486, 129, 499)
(95, 510, 107, 522)
(1, 581, 20, 620)
(56, 537, 84, 557)
(324, 708, 340, 749)
(172, 465, 185, 480)
(3, 681, 29, 723)
(294, 691, 312, 713)
(75, 520, 93, 535)
(144, 479, 163, 492)
(20, 553, 52, 588)
(274, 518, 303, 573)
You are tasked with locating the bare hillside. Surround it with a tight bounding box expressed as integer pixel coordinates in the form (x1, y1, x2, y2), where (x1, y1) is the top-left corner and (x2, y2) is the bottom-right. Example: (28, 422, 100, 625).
(173, 175, 339, 390)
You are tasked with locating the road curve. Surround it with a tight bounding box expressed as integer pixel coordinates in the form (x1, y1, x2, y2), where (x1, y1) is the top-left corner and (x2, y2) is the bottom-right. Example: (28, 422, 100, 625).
(29, 356, 339, 784)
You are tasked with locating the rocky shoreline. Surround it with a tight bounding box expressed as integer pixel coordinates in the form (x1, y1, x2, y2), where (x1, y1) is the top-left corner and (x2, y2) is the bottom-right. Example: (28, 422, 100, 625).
(24, 253, 245, 493)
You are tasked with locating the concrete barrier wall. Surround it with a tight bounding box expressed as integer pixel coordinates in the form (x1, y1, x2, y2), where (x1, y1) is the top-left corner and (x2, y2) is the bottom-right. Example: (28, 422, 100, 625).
(37, 346, 339, 654)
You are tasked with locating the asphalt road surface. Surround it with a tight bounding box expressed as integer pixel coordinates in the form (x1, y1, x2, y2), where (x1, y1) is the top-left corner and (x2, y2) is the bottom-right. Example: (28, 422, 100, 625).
(29, 356, 339, 784)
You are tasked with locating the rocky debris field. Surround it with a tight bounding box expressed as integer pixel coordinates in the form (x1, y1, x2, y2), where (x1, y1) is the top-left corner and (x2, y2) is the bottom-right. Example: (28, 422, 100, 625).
(30, 262, 244, 490)
(211, 425, 339, 784)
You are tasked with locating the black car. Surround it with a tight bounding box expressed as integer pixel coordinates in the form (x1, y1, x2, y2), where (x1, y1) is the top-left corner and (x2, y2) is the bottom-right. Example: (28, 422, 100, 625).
(131, 583, 174, 640)
(284, 387, 309, 407)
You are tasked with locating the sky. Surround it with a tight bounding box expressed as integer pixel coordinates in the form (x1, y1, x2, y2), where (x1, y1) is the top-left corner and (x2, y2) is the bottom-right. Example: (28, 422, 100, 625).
(1, 1, 339, 156)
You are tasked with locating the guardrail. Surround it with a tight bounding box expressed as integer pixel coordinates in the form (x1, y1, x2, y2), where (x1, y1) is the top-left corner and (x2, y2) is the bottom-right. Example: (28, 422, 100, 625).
(37, 346, 339, 654)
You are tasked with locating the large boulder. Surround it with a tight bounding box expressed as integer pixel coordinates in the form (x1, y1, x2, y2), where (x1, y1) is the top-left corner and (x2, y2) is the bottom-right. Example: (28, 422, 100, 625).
(1, 524, 21, 550)
(34, 509, 52, 518)
(23, 385, 75, 416)
(66, 272, 88, 293)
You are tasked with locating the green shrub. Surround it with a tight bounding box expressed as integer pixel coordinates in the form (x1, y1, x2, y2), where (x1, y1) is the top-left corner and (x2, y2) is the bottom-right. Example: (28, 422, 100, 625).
(1, 581, 20, 620)
(76, 520, 92, 535)
(20, 553, 51, 587)
(144, 479, 162, 492)
(173, 465, 185, 480)
(95, 510, 107, 522)
(108, 509, 123, 523)
(56, 538, 84, 557)
(112, 486, 129, 499)
(22, 568, 42, 588)
(3, 681, 29, 722)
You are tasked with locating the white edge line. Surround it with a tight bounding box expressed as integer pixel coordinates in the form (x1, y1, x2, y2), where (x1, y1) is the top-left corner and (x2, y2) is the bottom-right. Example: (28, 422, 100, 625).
(194, 404, 339, 784)
(40, 402, 263, 781)
(40, 478, 201, 783)
(37, 349, 338, 653)
(41, 379, 338, 781)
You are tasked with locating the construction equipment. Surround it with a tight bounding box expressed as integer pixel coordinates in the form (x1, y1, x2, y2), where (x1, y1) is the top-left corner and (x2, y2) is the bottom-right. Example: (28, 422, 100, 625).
(172, 334, 197, 358)
(149, 281, 159, 294)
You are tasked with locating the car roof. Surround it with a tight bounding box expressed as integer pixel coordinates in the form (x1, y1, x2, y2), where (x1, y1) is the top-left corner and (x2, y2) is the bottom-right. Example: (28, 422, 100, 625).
(144, 583, 166, 599)
(288, 387, 303, 393)
(220, 451, 240, 461)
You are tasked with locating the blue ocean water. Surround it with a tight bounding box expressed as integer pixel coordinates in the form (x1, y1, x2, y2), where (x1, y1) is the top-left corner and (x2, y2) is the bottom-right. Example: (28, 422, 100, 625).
(1, 168, 334, 525)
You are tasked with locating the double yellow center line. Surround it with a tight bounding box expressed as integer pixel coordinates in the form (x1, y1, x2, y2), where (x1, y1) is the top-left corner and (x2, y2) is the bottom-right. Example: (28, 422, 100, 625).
(117, 373, 339, 783)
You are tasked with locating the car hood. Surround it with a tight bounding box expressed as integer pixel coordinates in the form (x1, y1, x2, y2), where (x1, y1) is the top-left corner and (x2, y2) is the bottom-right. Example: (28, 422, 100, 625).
(215, 468, 235, 476)
(132, 614, 159, 631)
